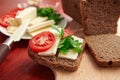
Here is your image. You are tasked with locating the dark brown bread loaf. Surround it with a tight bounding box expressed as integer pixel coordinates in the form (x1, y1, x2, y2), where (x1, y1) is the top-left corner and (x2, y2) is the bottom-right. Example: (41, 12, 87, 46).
(61, 0, 83, 24)
(28, 41, 85, 72)
(85, 34, 120, 67)
(61, 0, 120, 35)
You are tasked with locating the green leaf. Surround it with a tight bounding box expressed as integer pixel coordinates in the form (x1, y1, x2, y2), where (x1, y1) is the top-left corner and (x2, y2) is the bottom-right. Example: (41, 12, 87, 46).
(60, 28, 64, 37)
(37, 7, 63, 25)
(59, 38, 66, 45)
(58, 44, 64, 48)
(71, 40, 80, 47)
(58, 36, 82, 54)
(59, 48, 68, 54)
(74, 47, 82, 54)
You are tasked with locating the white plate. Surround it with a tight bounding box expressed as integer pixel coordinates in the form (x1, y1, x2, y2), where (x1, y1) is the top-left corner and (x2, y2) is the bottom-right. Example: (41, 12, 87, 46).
(0, 19, 67, 40)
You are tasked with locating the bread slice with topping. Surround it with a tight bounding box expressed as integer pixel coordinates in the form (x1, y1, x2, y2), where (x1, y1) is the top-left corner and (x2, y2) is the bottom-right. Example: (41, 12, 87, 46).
(28, 35, 85, 72)
(85, 34, 120, 67)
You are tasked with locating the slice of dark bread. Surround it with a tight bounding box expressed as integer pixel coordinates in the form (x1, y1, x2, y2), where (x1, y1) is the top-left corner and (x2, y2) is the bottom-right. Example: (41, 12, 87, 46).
(28, 38, 86, 72)
(61, 0, 120, 35)
(85, 34, 120, 67)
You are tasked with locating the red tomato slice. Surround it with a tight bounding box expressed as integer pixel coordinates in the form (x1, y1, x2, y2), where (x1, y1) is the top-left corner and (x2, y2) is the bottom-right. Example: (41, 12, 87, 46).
(0, 13, 13, 27)
(29, 31, 55, 52)
(0, 8, 24, 27)
(63, 29, 73, 38)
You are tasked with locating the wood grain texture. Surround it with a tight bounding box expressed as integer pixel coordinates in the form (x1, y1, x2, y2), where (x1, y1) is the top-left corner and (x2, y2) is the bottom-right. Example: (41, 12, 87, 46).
(55, 50, 120, 80)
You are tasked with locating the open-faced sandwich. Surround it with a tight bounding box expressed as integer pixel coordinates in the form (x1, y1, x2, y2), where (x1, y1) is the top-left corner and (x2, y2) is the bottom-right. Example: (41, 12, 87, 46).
(28, 26, 85, 72)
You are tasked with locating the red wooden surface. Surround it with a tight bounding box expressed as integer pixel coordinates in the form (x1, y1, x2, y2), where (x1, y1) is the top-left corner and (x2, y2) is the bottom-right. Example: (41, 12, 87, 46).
(0, 0, 63, 80)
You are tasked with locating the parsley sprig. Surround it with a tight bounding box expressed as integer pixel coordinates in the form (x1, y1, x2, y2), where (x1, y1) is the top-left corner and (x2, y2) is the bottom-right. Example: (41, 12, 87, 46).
(37, 7, 63, 25)
(58, 36, 82, 54)
(52, 25, 82, 54)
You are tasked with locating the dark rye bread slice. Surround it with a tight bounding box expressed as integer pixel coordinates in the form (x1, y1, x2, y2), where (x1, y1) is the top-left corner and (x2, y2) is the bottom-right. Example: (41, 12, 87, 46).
(61, 0, 120, 35)
(28, 41, 86, 72)
(85, 34, 120, 67)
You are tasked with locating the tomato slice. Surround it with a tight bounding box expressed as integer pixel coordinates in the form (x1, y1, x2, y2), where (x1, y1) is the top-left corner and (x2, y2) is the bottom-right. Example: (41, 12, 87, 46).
(0, 8, 24, 27)
(63, 29, 73, 38)
(29, 31, 55, 52)
(0, 13, 13, 27)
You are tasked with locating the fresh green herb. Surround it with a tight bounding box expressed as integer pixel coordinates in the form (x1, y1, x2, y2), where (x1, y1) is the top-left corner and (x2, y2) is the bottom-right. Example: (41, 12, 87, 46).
(37, 7, 63, 25)
(52, 25, 64, 37)
(58, 36, 82, 54)
(52, 25, 82, 54)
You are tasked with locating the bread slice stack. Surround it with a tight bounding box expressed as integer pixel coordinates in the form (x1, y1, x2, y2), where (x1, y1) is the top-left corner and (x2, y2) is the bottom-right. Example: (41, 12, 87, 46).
(85, 34, 120, 67)
(62, 0, 120, 35)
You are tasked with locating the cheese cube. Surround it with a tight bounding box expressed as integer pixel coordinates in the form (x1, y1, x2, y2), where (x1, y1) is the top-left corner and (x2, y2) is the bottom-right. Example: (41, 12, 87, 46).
(15, 7, 37, 24)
